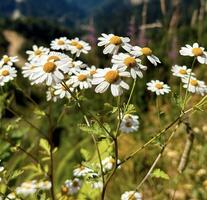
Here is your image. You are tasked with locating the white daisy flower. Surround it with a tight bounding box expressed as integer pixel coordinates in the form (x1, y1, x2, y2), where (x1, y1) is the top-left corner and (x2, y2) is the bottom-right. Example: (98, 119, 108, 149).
(171, 65, 194, 78)
(120, 114, 139, 133)
(0, 55, 18, 67)
(67, 38, 91, 57)
(0, 65, 17, 86)
(31, 53, 70, 85)
(36, 181, 51, 191)
(46, 87, 58, 102)
(86, 65, 99, 77)
(26, 45, 49, 61)
(121, 191, 142, 200)
(16, 180, 37, 197)
(73, 165, 94, 177)
(112, 53, 147, 79)
(69, 70, 92, 90)
(98, 33, 131, 55)
(64, 178, 81, 195)
(5, 193, 20, 200)
(68, 60, 85, 75)
(54, 80, 74, 99)
(131, 46, 161, 66)
(182, 76, 207, 96)
(102, 156, 121, 172)
(50, 37, 70, 50)
(0, 166, 4, 172)
(22, 62, 40, 80)
(147, 80, 171, 95)
(179, 43, 207, 64)
(92, 66, 130, 96)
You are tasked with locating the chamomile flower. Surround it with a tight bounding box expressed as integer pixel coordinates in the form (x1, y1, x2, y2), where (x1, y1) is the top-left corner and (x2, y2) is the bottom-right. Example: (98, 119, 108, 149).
(54, 80, 74, 99)
(147, 80, 171, 95)
(0, 65, 17, 86)
(16, 180, 37, 197)
(68, 60, 85, 75)
(120, 114, 139, 133)
(26, 45, 49, 61)
(112, 53, 147, 79)
(46, 87, 58, 102)
(179, 43, 207, 64)
(182, 76, 207, 96)
(22, 62, 39, 80)
(0, 55, 18, 67)
(67, 38, 91, 57)
(87, 65, 98, 77)
(98, 33, 131, 55)
(73, 165, 94, 177)
(131, 46, 161, 66)
(0, 166, 4, 172)
(69, 70, 92, 90)
(92, 66, 130, 96)
(121, 191, 142, 200)
(31, 53, 70, 85)
(50, 37, 70, 50)
(64, 178, 82, 195)
(171, 65, 194, 78)
(101, 156, 121, 172)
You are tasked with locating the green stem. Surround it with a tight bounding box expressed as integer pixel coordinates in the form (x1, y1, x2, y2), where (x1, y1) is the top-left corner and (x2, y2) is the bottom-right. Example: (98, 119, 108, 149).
(125, 79, 137, 111)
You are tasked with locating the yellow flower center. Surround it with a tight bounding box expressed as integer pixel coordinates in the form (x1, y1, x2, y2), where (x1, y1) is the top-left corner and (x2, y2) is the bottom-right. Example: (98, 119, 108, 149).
(57, 40, 65, 45)
(192, 47, 203, 56)
(78, 74, 87, 81)
(3, 56, 10, 63)
(109, 36, 122, 45)
(124, 57, 136, 68)
(70, 41, 83, 49)
(35, 49, 42, 56)
(43, 62, 56, 73)
(104, 70, 119, 83)
(141, 47, 152, 56)
(179, 69, 187, 75)
(109, 158, 115, 164)
(155, 83, 163, 89)
(190, 79, 198, 86)
(47, 56, 60, 62)
(1, 69, 10, 76)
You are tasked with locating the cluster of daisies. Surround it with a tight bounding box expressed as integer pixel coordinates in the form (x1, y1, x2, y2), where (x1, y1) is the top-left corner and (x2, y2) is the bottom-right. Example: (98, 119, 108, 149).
(61, 156, 121, 197)
(0, 55, 18, 86)
(0, 180, 51, 199)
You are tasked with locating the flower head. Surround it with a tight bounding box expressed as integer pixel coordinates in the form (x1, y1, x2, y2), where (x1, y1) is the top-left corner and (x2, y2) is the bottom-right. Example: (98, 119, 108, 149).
(131, 46, 161, 66)
(98, 33, 131, 55)
(179, 43, 207, 64)
(101, 156, 121, 172)
(182, 76, 207, 96)
(64, 178, 82, 195)
(120, 114, 139, 133)
(50, 37, 70, 50)
(16, 180, 37, 197)
(54, 80, 74, 99)
(26, 45, 49, 61)
(112, 53, 147, 79)
(0, 65, 17, 86)
(92, 66, 130, 96)
(67, 38, 91, 57)
(147, 80, 171, 95)
(171, 65, 194, 78)
(0, 55, 18, 67)
(73, 165, 94, 177)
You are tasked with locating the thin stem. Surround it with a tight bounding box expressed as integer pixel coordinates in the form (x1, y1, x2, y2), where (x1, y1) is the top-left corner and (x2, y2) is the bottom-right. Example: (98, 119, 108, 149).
(125, 79, 137, 111)
(156, 96, 161, 130)
(182, 58, 196, 111)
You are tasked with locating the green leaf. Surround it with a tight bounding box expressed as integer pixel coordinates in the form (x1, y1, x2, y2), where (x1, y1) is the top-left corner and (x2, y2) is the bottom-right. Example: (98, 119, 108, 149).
(125, 104, 136, 114)
(39, 139, 51, 155)
(80, 148, 91, 161)
(9, 169, 24, 180)
(151, 168, 169, 180)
